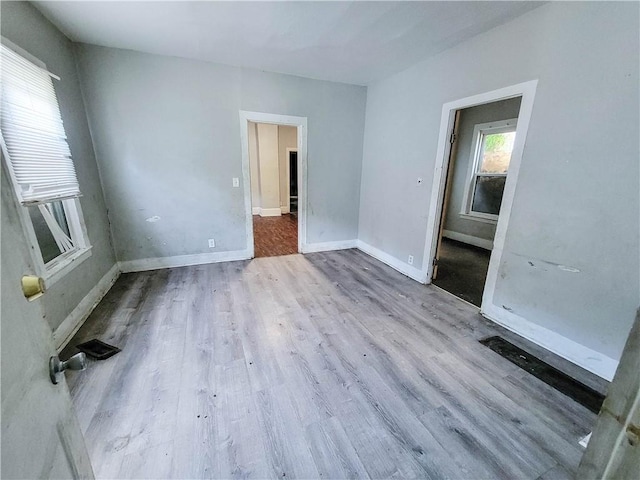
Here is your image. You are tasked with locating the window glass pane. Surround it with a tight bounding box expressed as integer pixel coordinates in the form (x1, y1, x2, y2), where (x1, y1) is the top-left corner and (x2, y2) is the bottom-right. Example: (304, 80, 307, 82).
(479, 131, 516, 173)
(28, 201, 71, 264)
(471, 176, 506, 215)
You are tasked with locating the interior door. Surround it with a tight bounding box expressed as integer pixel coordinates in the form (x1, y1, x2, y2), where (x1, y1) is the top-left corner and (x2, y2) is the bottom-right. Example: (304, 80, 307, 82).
(432, 110, 461, 280)
(1, 186, 93, 479)
(577, 310, 640, 478)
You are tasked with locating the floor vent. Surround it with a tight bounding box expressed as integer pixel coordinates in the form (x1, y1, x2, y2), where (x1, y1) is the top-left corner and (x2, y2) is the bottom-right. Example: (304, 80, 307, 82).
(76, 339, 121, 360)
(479, 336, 605, 414)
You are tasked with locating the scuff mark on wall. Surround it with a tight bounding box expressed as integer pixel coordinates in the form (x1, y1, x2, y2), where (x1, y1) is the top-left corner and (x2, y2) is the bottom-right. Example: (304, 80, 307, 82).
(514, 253, 580, 273)
(558, 265, 580, 273)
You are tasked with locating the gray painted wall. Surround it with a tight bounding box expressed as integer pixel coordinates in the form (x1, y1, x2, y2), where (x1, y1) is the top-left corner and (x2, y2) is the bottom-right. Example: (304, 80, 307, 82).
(74, 44, 367, 261)
(443, 97, 522, 243)
(1, 2, 116, 332)
(358, 2, 639, 361)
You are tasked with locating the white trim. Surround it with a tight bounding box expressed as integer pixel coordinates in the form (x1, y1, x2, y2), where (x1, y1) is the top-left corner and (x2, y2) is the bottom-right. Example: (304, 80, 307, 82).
(53, 263, 120, 352)
(239, 111, 308, 257)
(458, 212, 497, 225)
(422, 81, 537, 288)
(482, 303, 619, 381)
(1, 136, 93, 288)
(356, 240, 427, 283)
(353, 235, 617, 381)
(417, 81, 621, 379)
(258, 207, 282, 217)
(44, 246, 93, 288)
(301, 239, 357, 254)
(119, 249, 251, 273)
(0, 39, 92, 287)
(252, 206, 290, 216)
(442, 230, 493, 250)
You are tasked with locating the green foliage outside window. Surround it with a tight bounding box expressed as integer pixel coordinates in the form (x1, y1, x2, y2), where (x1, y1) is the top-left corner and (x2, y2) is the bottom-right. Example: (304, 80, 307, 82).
(484, 133, 506, 152)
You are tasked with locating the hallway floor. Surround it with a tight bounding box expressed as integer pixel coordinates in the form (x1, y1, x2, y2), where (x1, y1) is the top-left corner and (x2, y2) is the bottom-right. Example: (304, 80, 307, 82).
(253, 214, 298, 257)
(433, 237, 491, 307)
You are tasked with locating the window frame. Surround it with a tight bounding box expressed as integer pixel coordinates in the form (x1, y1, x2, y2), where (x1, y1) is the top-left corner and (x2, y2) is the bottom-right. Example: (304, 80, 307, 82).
(1, 37, 92, 288)
(459, 118, 518, 223)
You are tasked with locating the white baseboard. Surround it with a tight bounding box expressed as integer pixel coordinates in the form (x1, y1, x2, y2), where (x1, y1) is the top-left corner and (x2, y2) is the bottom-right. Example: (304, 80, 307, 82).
(356, 240, 427, 284)
(482, 303, 619, 381)
(53, 263, 121, 352)
(442, 230, 493, 250)
(301, 239, 357, 254)
(281, 205, 290, 214)
(252, 207, 261, 215)
(119, 249, 251, 273)
(259, 208, 281, 217)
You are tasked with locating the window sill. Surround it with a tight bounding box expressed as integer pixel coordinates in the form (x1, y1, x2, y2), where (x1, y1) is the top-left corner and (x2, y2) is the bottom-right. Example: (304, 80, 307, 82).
(43, 246, 93, 289)
(459, 212, 498, 225)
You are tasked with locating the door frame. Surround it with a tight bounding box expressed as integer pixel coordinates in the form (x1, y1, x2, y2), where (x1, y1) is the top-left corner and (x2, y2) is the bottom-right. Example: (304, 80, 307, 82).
(421, 80, 538, 314)
(239, 111, 308, 257)
(285, 147, 298, 213)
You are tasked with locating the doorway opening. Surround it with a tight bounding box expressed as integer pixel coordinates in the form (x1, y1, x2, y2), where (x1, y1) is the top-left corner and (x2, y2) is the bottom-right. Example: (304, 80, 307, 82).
(433, 97, 521, 306)
(248, 121, 297, 257)
(422, 81, 537, 312)
(239, 111, 308, 258)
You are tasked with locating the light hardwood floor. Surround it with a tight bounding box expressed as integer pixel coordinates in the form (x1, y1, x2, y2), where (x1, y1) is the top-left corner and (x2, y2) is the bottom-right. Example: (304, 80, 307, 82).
(62, 249, 602, 479)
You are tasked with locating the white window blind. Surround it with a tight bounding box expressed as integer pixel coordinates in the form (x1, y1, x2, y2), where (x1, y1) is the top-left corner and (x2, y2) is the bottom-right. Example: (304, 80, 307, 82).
(0, 43, 81, 205)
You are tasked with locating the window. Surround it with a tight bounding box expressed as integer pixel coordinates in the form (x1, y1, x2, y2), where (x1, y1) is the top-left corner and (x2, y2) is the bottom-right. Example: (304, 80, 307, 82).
(1, 40, 91, 286)
(461, 118, 517, 222)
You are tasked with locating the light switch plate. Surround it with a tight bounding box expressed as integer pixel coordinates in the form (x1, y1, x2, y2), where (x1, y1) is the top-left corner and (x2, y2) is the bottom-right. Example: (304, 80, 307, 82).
(232, 177, 240, 187)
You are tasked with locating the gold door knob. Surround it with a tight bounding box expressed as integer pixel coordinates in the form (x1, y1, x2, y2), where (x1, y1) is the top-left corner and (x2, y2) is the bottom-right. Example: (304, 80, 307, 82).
(21, 275, 45, 301)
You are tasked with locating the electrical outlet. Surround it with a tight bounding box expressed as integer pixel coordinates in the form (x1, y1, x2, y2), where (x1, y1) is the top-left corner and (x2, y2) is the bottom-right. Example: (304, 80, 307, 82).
(232, 177, 240, 187)
(408, 255, 414, 265)
(208, 238, 216, 248)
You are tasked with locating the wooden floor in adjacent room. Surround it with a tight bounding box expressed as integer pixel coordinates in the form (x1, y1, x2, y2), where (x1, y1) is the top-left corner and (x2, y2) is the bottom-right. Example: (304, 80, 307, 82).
(253, 214, 298, 258)
(62, 249, 603, 479)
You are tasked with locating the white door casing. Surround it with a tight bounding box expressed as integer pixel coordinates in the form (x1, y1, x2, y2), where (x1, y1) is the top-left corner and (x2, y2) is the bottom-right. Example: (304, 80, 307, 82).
(422, 80, 537, 294)
(239, 111, 308, 256)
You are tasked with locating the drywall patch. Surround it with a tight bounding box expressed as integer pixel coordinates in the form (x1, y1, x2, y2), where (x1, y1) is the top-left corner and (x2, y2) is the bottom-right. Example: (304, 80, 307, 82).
(145, 216, 161, 222)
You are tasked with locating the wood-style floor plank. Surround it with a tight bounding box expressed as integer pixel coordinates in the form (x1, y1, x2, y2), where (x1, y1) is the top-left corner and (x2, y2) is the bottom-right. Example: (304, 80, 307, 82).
(63, 250, 600, 479)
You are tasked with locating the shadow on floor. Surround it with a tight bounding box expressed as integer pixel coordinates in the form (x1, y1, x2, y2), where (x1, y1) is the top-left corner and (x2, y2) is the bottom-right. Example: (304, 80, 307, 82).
(433, 237, 491, 307)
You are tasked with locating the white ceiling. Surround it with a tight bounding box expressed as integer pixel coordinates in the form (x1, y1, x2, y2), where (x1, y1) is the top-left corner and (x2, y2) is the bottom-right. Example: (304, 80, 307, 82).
(33, 1, 543, 86)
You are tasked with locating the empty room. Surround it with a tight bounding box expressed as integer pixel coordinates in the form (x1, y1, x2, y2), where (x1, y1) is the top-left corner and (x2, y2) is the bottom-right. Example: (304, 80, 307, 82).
(1, 1, 638, 479)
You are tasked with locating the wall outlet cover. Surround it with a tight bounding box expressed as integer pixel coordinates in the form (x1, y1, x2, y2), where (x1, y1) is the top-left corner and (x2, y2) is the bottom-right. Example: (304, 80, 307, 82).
(208, 239, 216, 248)
(232, 177, 240, 187)
(408, 255, 414, 265)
